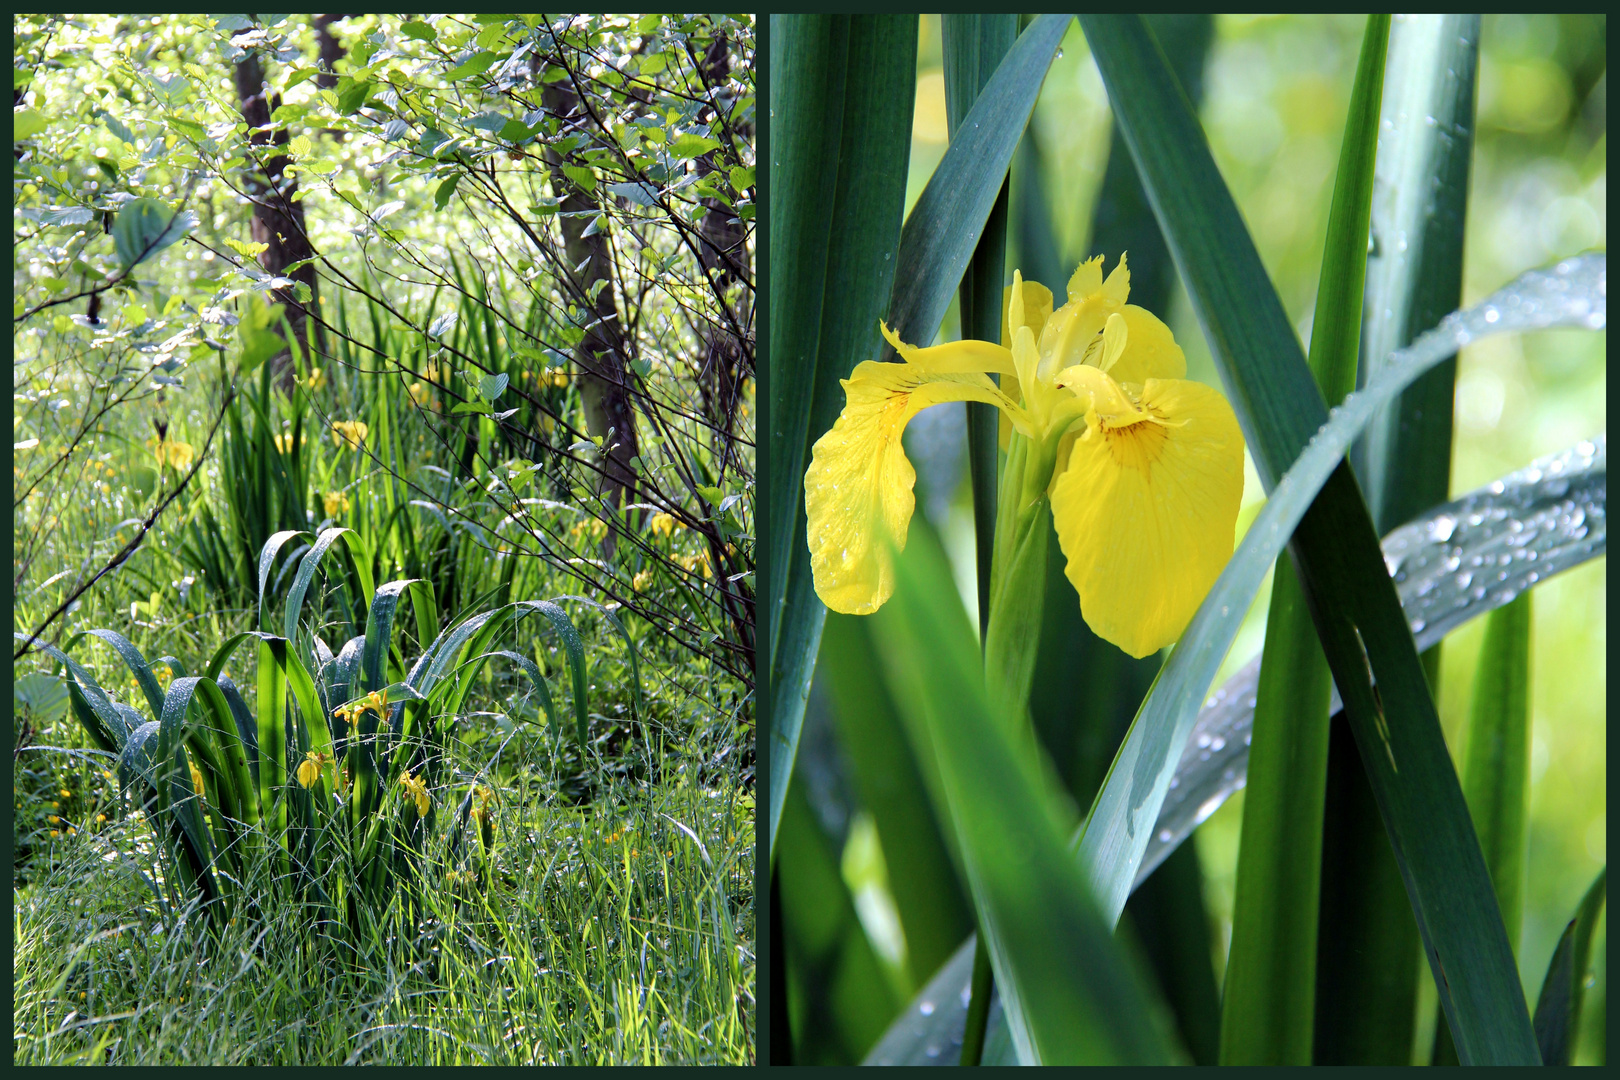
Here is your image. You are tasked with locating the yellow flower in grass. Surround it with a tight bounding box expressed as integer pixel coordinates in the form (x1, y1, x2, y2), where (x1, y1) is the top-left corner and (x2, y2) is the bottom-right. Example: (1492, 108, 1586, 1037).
(632, 568, 654, 592)
(297, 750, 333, 789)
(189, 761, 206, 797)
(399, 769, 430, 817)
(147, 436, 195, 470)
(331, 419, 368, 450)
(647, 511, 679, 538)
(323, 490, 351, 517)
(804, 254, 1244, 658)
(273, 431, 307, 455)
(305, 366, 327, 392)
(407, 380, 433, 408)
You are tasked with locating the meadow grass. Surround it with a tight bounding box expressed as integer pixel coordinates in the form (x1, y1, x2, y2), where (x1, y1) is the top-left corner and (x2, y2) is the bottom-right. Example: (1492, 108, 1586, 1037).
(15, 758, 753, 1065)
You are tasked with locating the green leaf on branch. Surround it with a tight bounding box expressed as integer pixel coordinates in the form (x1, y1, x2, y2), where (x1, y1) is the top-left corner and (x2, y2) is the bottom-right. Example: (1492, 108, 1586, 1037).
(444, 51, 500, 81)
(112, 198, 195, 271)
(478, 372, 509, 401)
(336, 77, 372, 115)
(562, 164, 596, 192)
(433, 174, 460, 210)
(14, 109, 48, 140)
(670, 133, 720, 159)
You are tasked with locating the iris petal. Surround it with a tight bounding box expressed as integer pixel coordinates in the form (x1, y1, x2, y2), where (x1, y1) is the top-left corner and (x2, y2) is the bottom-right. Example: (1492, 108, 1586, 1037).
(1110, 305, 1186, 385)
(881, 321, 1017, 376)
(1050, 377, 1244, 658)
(806, 361, 1013, 614)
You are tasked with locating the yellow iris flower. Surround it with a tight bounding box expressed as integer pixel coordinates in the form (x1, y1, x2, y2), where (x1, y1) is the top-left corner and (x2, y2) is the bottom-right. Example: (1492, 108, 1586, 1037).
(147, 436, 196, 470)
(804, 254, 1244, 659)
(399, 769, 430, 817)
(331, 420, 369, 450)
(297, 749, 334, 789)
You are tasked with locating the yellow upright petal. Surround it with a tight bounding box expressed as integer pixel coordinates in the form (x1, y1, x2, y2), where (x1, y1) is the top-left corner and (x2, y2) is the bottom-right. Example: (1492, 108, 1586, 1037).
(1050, 377, 1244, 658)
(1100, 251, 1131, 306)
(1066, 254, 1106, 303)
(806, 362, 1011, 614)
(1001, 278, 1053, 348)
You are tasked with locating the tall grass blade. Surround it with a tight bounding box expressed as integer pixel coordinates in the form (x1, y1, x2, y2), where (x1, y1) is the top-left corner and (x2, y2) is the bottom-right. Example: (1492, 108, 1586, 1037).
(1434, 588, 1533, 1063)
(518, 600, 591, 748)
(766, 15, 916, 858)
(886, 14, 1070, 350)
(1220, 16, 1386, 1065)
(1355, 15, 1479, 533)
(1533, 868, 1607, 1065)
(942, 13, 1019, 638)
(870, 524, 1175, 1065)
(777, 777, 902, 1062)
(84, 628, 166, 721)
(820, 612, 973, 990)
(1323, 17, 1480, 1062)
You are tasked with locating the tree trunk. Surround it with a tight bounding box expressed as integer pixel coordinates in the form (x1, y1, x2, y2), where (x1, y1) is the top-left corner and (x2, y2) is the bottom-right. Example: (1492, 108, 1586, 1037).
(233, 48, 321, 391)
(541, 78, 642, 539)
(692, 35, 752, 474)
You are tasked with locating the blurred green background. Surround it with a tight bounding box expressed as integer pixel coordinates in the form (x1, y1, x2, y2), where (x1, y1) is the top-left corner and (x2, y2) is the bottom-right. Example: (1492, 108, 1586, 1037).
(795, 12, 1603, 1064)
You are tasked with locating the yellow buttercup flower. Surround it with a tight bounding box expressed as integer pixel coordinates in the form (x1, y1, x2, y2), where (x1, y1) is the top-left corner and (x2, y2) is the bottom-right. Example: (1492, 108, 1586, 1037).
(632, 568, 654, 592)
(804, 254, 1244, 658)
(331, 419, 369, 450)
(407, 380, 432, 408)
(323, 490, 351, 517)
(305, 366, 326, 391)
(647, 511, 679, 537)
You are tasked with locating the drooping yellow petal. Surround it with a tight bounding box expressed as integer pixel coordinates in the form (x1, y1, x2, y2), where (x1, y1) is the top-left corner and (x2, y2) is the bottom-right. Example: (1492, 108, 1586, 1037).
(805, 362, 1013, 615)
(1050, 377, 1244, 658)
(880, 322, 1017, 376)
